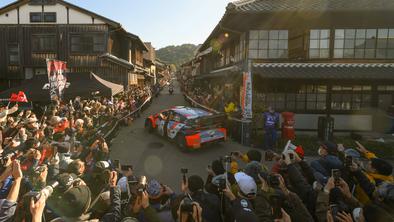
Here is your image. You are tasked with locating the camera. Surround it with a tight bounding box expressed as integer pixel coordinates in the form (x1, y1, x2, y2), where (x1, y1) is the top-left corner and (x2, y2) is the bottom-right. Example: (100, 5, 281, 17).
(218, 178, 226, 192)
(180, 197, 195, 213)
(181, 168, 188, 174)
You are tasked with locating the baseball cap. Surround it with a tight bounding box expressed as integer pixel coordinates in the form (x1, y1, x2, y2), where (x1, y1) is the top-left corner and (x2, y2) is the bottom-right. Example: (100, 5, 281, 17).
(60, 185, 91, 218)
(235, 172, 257, 196)
(147, 179, 161, 197)
(232, 198, 259, 222)
(320, 141, 338, 155)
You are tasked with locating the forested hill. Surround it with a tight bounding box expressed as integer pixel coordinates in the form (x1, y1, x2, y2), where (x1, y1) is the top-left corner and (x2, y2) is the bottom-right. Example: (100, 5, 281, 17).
(156, 44, 199, 69)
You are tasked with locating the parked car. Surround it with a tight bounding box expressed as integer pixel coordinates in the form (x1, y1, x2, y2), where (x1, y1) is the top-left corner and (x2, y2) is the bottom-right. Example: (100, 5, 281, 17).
(145, 106, 226, 151)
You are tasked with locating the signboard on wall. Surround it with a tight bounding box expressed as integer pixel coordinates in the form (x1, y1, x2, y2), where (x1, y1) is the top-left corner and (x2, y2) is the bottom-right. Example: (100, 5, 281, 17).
(241, 72, 253, 119)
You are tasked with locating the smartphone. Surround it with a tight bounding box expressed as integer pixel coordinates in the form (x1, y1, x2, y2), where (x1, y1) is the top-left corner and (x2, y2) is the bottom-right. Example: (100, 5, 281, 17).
(289, 153, 294, 160)
(270, 195, 283, 219)
(332, 169, 341, 185)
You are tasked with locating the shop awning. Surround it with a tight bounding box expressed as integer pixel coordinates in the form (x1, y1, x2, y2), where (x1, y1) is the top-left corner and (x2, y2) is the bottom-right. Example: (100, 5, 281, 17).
(0, 72, 124, 102)
(253, 63, 394, 80)
(194, 65, 241, 79)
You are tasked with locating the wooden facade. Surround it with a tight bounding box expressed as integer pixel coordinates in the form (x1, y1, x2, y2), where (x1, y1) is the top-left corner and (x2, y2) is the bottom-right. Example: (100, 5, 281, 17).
(0, 0, 147, 90)
(190, 0, 394, 132)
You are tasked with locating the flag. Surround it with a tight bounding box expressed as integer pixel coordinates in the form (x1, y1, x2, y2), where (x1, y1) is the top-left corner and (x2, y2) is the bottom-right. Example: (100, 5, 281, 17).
(17, 91, 28, 102)
(46, 59, 67, 101)
(10, 93, 18, 102)
(9, 91, 28, 103)
(241, 72, 253, 119)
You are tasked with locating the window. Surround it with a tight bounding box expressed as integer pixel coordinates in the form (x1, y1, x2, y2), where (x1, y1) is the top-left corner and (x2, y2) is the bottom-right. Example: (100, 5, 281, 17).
(30, 12, 42, 22)
(249, 30, 288, 59)
(331, 85, 372, 110)
(44, 12, 56, 22)
(253, 84, 326, 111)
(30, 12, 57, 22)
(32, 34, 56, 52)
(309, 29, 330, 58)
(376, 29, 394, 59)
(334, 29, 377, 58)
(8, 44, 19, 65)
(70, 33, 105, 53)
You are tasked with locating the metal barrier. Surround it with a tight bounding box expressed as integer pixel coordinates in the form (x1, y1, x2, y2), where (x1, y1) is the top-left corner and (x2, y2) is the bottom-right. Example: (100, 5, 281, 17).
(102, 96, 152, 139)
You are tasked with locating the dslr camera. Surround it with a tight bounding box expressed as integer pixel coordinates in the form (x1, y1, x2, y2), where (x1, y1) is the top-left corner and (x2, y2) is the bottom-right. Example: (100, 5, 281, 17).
(180, 197, 195, 213)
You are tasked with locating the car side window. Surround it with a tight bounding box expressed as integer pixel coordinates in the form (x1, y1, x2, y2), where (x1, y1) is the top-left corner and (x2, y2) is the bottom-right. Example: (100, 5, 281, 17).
(160, 111, 169, 120)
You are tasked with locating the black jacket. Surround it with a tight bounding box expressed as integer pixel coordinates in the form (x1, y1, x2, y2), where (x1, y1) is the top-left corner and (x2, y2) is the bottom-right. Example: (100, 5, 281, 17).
(191, 190, 223, 222)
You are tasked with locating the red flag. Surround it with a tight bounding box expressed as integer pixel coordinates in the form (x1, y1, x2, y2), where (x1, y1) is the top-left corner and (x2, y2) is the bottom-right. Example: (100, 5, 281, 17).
(17, 91, 28, 102)
(10, 93, 18, 102)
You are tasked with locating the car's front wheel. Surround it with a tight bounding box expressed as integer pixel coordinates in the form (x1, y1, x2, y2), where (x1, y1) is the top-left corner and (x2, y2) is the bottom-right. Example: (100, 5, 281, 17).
(145, 119, 154, 133)
(176, 134, 189, 152)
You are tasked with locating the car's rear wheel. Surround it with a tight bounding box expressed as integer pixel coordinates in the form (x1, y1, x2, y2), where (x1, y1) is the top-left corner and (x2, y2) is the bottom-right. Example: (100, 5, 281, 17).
(176, 134, 189, 152)
(145, 120, 154, 133)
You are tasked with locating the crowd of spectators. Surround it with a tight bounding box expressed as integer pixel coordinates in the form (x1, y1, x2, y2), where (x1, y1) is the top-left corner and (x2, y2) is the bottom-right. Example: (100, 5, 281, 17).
(0, 79, 393, 222)
(0, 86, 152, 221)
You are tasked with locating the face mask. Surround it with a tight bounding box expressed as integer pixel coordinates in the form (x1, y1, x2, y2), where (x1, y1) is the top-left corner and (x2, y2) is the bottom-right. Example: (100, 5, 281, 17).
(352, 208, 363, 222)
(318, 148, 324, 156)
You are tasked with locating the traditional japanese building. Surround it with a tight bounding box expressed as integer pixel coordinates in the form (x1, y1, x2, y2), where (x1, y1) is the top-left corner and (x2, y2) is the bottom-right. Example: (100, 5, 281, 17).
(191, 0, 394, 132)
(0, 0, 148, 90)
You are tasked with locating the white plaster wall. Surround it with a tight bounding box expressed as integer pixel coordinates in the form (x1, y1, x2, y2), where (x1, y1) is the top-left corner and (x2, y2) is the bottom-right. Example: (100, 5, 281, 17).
(293, 114, 372, 131)
(68, 7, 104, 24)
(0, 8, 18, 24)
(43, 4, 67, 24)
(1, 3, 105, 25)
(18, 4, 41, 24)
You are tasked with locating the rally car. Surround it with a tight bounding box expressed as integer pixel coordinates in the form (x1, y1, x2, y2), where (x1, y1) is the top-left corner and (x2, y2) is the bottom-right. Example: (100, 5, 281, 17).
(144, 106, 227, 150)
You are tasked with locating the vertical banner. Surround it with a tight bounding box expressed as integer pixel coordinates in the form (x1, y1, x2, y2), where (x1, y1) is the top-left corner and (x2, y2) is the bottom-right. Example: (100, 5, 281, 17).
(46, 59, 67, 101)
(241, 72, 253, 119)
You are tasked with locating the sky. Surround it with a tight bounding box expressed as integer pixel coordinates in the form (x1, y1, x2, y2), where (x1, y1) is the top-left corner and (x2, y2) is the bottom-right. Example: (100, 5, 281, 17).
(0, 0, 233, 49)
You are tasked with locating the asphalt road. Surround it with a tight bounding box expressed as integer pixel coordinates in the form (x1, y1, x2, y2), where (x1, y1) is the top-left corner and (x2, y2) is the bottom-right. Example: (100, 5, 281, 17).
(110, 82, 253, 192)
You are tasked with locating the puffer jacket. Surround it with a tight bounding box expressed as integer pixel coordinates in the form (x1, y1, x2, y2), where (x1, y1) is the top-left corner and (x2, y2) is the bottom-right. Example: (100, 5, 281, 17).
(353, 151, 394, 204)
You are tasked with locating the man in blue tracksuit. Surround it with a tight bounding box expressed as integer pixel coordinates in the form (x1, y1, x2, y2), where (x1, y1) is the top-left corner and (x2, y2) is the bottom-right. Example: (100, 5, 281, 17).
(263, 106, 279, 149)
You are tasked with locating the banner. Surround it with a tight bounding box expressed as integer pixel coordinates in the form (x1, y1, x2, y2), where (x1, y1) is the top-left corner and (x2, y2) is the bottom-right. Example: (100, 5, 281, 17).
(241, 72, 253, 119)
(46, 59, 67, 101)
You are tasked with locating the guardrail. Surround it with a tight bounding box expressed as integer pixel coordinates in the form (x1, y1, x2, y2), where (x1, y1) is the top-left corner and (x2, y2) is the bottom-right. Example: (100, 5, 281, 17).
(100, 96, 152, 139)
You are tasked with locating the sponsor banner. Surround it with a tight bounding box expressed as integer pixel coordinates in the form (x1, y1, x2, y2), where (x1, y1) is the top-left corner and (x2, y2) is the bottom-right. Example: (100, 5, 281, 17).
(46, 59, 67, 101)
(241, 72, 253, 119)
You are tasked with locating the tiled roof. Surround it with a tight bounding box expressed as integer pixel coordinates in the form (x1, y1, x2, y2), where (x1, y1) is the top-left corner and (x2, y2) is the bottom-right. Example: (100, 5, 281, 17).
(100, 53, 134, 69)
(227, 0, 394, 12)
(253, 63, 394, 80)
